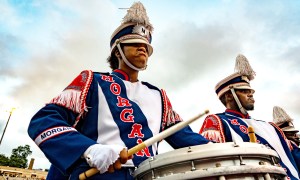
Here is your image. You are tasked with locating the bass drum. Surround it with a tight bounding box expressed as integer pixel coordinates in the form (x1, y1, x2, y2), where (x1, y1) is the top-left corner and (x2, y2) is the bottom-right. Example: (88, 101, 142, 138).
(133, 142, 286, 180)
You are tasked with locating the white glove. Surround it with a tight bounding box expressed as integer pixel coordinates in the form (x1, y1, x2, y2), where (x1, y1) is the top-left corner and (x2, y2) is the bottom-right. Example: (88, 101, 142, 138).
(83, 144, 125, 173)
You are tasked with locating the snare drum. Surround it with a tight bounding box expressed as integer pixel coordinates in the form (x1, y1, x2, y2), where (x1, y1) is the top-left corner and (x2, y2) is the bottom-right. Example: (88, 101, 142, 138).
(133, 142, 286, 180)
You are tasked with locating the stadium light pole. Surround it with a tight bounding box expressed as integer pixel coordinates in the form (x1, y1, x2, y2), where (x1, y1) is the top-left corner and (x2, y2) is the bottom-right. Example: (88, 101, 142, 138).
(0, 107, 16, 145)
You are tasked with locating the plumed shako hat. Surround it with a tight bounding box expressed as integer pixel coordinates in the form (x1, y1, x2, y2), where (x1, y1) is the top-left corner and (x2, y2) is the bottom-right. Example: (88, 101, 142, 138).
(110, 1, 153, 56)
(215, 54, 256, 98)
(273, 106, 299, 132)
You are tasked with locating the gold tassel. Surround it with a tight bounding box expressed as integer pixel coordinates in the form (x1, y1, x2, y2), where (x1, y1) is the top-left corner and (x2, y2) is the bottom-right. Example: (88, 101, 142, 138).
(248, 126, 257, 143)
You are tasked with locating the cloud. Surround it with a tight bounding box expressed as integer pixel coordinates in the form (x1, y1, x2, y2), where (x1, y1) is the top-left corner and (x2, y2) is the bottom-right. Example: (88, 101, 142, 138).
(2, 1, 119, 103)
(1, 0, 300, 169)
(0, 0, 119, 169)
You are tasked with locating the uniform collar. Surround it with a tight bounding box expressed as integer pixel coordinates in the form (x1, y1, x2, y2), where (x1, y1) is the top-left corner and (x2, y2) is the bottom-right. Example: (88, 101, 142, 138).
(111, 69, 130, 81)
(225, 109, 251, 119)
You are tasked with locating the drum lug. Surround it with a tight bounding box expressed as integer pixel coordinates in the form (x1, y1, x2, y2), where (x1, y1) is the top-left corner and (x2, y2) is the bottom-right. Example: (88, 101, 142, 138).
(270, 156, 277, 165)
(149, 157, 156, 179)
(239, 155, 245, 165)
(188, 147, 196, 171)
(191, 160, 196, 171)
(151, 169, 155, 179)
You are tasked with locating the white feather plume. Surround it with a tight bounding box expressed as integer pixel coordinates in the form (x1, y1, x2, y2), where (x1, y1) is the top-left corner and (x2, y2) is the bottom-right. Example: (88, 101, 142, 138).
(234, 54, 256, 80)
(122, 1, 153, 32)
(273, 106, 293, 125)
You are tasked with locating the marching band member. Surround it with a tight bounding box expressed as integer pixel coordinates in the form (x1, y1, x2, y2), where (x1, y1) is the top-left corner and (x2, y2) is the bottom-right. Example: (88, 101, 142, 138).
(199, 54, 300, 180)
(273, 106, 300, 147)
(273, 106, 300, 169)
(28, 2, 209, 179)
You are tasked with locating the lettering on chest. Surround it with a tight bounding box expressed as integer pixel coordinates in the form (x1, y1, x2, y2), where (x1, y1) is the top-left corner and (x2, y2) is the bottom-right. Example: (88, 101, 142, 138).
(102, 75, 151, 157)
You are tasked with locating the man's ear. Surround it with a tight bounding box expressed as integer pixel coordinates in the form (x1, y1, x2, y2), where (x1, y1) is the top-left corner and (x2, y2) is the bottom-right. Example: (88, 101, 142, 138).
(114, 50, 121, 59)
(225, 92, 234, 101)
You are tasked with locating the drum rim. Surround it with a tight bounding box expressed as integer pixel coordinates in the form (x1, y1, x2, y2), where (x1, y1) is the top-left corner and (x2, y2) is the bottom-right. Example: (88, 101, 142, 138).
(134, 165, 287, 180)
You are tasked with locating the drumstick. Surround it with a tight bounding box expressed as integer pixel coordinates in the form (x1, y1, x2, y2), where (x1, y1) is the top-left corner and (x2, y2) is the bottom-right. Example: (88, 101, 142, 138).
(248, 126, 257, 143)
(79, 109, 209, 180)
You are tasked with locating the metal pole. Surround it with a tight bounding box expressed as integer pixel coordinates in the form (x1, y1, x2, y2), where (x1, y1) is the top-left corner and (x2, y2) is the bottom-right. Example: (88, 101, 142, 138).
(0, 108, 15, 145)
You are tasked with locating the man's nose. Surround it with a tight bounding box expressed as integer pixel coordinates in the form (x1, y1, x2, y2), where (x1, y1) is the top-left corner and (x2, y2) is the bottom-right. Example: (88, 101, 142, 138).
(137, 45, 148, 54)
(247, 93, 254, 99)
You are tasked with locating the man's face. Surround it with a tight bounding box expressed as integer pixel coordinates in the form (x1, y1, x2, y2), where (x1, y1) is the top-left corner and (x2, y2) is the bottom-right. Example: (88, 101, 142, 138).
(235, 89, 255, 110)
(284, 131, 300, 145)
(123, 43, 149, 69)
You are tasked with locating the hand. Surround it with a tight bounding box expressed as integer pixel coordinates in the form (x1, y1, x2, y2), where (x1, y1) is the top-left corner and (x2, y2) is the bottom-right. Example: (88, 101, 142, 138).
(107, 148, 134, 173)
(83, 144, 129, 174)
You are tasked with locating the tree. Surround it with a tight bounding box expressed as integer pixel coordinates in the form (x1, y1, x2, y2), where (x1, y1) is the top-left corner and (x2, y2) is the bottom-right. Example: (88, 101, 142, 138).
(0, 145, 32, 168)
(0, 154, 10, 166)
(9, 145, 32, 168)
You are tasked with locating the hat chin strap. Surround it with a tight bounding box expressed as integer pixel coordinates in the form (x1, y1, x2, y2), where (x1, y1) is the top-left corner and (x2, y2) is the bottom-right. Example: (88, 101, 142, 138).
(230, 88, 248, 115)
(117, 43, 147, 71)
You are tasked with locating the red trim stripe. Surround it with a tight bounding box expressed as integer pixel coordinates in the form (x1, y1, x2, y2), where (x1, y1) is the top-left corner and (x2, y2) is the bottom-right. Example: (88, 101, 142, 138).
(114, 69, 129, 81)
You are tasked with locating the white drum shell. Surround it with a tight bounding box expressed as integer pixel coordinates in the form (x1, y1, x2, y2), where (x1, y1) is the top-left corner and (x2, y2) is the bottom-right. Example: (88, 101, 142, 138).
(133, 142, 286, 180)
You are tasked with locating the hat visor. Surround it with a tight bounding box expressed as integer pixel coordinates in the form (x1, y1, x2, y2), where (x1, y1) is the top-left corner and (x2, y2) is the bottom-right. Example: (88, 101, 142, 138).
(233, 85, 255, 93)
(282, 126, 299, 132)
(121, 38, 153, 56)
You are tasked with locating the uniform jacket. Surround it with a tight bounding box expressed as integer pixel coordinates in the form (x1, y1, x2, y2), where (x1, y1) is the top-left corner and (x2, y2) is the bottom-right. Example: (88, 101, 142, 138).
(28, 69, 209, 178)
(199, 109, 300, 180)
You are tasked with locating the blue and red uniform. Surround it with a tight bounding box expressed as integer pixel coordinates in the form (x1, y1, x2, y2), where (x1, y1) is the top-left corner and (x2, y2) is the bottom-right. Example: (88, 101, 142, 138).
(200, 109, 300, 180)
(28, 69, 209, 179)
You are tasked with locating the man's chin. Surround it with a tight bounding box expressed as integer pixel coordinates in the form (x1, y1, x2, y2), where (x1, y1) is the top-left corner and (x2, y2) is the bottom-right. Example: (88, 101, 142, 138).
(245, 105, 254, 111)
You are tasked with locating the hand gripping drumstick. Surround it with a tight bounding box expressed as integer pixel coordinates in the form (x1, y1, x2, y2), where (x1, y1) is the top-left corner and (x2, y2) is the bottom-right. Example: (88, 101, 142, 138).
(248, 126, 257, 143)
(79, 109, 210, 180)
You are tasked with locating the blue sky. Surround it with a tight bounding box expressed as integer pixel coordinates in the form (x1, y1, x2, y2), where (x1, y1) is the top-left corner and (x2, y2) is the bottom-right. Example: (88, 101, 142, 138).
(1, 0, 300, 169)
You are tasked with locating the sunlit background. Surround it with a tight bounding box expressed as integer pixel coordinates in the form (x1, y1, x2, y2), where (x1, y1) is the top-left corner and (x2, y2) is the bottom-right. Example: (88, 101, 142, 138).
(1, 0, 300, 169)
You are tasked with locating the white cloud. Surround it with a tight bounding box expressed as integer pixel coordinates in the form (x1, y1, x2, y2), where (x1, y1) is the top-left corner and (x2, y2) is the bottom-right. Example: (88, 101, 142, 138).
(0, 0, 300, 170)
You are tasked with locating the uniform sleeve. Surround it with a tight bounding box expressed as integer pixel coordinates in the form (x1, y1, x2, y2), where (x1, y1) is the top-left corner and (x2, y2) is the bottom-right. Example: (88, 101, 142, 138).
(28, 104, 96, 174)
(160, 89, 210, 147)
(199, 114, 226, 143)
(47, 164, 69, 179)
(27, 70, 96, 174)
(160, 89, 183, 131)
(165, 126, 210, 148)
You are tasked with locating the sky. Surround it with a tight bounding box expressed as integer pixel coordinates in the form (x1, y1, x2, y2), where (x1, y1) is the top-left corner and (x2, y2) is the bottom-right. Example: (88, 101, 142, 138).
(0, 0, 300, 170)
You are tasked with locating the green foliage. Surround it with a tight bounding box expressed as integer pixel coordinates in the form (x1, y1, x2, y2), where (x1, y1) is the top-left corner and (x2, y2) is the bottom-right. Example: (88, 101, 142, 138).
(0, 145, 32, 168)
(0, 154, 10, 166)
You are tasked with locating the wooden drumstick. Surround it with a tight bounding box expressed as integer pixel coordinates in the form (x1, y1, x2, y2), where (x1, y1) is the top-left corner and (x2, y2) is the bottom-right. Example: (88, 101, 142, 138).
(248, 126, 257, 143)
(79, 109, 210, 180)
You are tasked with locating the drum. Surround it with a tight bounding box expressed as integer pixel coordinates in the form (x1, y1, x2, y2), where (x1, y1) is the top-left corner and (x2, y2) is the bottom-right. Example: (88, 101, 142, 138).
(133, 142, 287, 180)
